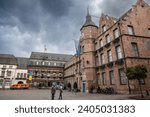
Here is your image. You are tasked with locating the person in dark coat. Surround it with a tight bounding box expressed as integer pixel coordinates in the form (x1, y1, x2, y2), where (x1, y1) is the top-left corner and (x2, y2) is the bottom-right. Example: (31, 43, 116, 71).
(51, 86, 56, 100)
(58, 86, 63, 100)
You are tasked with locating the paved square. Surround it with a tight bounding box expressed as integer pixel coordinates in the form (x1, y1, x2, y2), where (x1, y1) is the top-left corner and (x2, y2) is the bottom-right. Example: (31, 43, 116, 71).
(0, 89, 140, 100)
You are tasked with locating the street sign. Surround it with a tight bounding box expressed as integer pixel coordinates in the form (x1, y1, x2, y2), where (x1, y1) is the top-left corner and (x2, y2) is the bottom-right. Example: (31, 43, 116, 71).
(29, 71, 33, 76)
(29, 76, 32, 81)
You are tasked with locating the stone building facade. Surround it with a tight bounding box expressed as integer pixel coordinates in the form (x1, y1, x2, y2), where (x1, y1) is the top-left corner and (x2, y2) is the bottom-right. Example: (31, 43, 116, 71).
(28, 52, 72, 87)
(0, 55, 29, 89)
(0, 54, 17, 89)
(64, 0, 150, 93)
(14, 57, 29, 85)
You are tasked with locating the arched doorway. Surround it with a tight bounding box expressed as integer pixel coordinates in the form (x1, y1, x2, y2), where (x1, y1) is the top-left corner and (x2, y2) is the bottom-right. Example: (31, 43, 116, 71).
(18, 81, 23, 84)
(82, 82, 86, 93)
(67, 83, 71, 91)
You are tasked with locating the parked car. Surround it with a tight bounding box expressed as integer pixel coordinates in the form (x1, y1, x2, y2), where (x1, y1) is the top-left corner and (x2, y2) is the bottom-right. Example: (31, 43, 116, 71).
(10, 83, 29, 89)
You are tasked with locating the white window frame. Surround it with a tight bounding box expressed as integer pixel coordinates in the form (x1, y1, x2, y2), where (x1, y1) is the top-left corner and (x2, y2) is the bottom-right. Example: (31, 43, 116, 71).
(100, 53, 105, 65)
(110, 71, 115, 85)
(114, 28, 119, 38)
(102, 72, 106, 85)
(119, 69, 126, 85)
(99, 39, 103, 48)
(116, 46, 123, 59)
(102, 25, 106, 32)
(107, 50, 112, 62)
(106, 34, 110, 43)
(128, 26, 134, 35)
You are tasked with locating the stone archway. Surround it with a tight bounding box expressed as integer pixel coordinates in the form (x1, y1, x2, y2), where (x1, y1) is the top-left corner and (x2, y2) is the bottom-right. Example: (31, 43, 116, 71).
(18, 81, 23, 84)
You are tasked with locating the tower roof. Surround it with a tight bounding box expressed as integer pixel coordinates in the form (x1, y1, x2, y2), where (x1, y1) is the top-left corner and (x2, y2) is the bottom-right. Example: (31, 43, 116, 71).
(80, 9, 97, 30)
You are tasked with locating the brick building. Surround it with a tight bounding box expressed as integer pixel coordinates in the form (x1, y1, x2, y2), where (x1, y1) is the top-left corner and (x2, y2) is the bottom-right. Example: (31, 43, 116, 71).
(64, 0, 150, 94)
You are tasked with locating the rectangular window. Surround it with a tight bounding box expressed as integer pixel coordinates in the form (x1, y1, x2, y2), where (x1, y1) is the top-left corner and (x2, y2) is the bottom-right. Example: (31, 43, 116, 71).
(107, 50, 112, 62)
(131, 43, 139, 57)
(56, 63, 60, 66)
(110, 71, 115, 85)
(128, 25, 134, 35)
(102, 72, 106, 85)
(95, 56, 99, 67)
(119, 69, 126, 85)
(0, 79, 3, 85)
(100, 53, 105, 65)
(5, 82, 10, 86)
(17, 73, 20, 78)
(36, 61, 39, 65)
(54, 63, 56, 66)
(97, 74, 101, 85)
(147, 41, 150, 50)
(24, 73, 27, 78)
(116, 46, 123, 59)
(9, 66, 13, 69)
(95, 42, 98, 50)
(20, 73, 24, 78)
(99, 39, 103, 47)
(106, 34, 110, 43)
(3, 65, 6, 68)
(51, 62, 54, 66)
(1, 70, 5, 77)
(148, 28, 150, 35)
(7, 71, 11, 77)
(113, 28, 119, 38)
(102, 25, 106, 32)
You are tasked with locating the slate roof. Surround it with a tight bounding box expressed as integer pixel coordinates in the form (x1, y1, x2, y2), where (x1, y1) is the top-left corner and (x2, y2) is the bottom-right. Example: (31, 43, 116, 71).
(0, 54, 17, 65)
(80, 12, 98, 30)
(30, 52, 73, 62)
(16, 57, 29, 69)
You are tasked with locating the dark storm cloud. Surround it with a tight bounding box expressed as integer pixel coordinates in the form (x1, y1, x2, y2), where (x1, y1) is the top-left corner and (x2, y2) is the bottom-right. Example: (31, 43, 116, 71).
(96, 0, 150, 18)
(39, 0, 72, 18)
(0, 0, 150, 57)
(0, 0, 73, 32)
(99, 0, 135, 18)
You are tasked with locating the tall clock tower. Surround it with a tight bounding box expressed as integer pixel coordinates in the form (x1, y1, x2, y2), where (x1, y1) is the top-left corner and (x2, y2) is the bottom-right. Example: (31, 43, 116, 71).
(80, 10, 98, 92)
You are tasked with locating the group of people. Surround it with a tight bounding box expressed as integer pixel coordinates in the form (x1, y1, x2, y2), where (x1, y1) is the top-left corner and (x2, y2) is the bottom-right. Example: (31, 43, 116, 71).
(51, 85, 63, 100)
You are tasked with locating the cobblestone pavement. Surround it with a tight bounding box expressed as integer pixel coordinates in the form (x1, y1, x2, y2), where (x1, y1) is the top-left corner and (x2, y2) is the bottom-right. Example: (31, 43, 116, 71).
(0, 89, 140, 100)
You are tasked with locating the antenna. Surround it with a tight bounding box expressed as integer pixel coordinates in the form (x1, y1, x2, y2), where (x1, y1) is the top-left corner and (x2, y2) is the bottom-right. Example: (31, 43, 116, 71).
(87, 6, 89, 15)
(44, 44, 47, 53)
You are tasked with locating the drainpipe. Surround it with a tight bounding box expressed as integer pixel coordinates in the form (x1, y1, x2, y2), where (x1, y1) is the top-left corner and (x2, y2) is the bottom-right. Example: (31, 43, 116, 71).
(118, 22, 131, 94)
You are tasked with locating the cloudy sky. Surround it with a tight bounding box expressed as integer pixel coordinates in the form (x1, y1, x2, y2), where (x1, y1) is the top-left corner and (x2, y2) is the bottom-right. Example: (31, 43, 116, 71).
(0, 0, 150, 57)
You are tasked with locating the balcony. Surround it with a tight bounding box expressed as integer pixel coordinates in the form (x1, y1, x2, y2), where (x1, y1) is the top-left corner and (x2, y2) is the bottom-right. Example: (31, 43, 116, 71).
(106, 62, 114, 67)
(104, 42, 111, 48)
(115, 58, 124, 65)
(113, 37, 120, 44)
(98, 47, 104, 52)
(99, 64, 105, 70)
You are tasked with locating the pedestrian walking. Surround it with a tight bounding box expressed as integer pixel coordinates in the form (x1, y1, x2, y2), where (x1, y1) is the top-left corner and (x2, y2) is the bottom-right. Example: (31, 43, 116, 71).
(51, 86, 56, 100)
(58, 86, 63, 100)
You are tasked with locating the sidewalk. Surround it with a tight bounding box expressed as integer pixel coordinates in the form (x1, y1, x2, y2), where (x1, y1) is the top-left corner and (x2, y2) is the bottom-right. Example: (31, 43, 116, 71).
(129, 95, 150, 100)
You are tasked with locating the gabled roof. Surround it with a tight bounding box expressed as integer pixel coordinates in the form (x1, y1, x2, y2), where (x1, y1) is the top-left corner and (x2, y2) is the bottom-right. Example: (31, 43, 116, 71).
(0, 54, 17, 65)
(16, 57, 29, 69)
(98, 0, 150, 36)
(30, 52, 73, 62)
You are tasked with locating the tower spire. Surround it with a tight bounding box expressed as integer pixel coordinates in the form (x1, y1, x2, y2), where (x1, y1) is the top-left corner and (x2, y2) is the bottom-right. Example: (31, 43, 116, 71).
(87, 6, 89, 16)
(80, 7, 98, 30)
